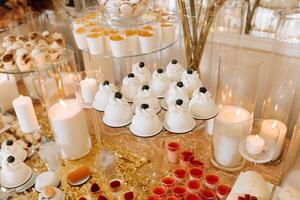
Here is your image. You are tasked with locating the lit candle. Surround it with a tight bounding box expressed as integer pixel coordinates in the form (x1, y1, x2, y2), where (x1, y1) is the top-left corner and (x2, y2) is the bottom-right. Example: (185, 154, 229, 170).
(261, 119, 287, 160)
(12, 95, 39, 133)
(0, 74, 19, 112)
(48, 99, 91, 159)
(80, 77, 97, 104)
(246, 135, 265, 155)
(213, 105, 252, 168)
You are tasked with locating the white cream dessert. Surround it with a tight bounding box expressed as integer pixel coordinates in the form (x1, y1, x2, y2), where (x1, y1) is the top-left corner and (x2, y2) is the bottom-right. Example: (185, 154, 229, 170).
(181, 69, 203, 97)
(16, 54, 33, 71)
(132, 62, 152, 85)
(0, 140, 27, 164)
(163, 81, 189, 110)
(1, 156, 32, 188)
(42, 186, 65, 200)
(166, 59, 185, 82)
(93, 80, 117, 111)
(35, 171, 61, 192)
(132, 85, 161, 114)
(164, 99, 196, 133)
(2, 35, 15, 48)
(121, 73, 141, 102)
(149, 68, 171, 98)
(130, 103, 163, 137)
(189, 87, 217, 119)
(103, 92, 133, 127)
(2, 53, 17, 71)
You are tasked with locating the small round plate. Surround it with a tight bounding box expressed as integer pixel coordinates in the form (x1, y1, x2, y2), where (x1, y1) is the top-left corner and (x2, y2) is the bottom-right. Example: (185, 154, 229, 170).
(68, 176, 90, 186)
(192, 108, 219, 120)
(129, 123, 163, 138)
(163, 119, 196, 134)
(1, 168, 32, 189)
(103, 116, 132, 128)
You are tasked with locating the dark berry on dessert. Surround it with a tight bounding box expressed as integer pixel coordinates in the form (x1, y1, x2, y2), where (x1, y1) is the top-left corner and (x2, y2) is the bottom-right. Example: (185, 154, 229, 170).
(176, 99, 183, 105)
(115, 92, 123, 99)
(176, 81, 184, 88)
(98, 196, 108, 200)
(157, 68, 163, 73)
(110, 180, 121, 188)
(199, 87, 207, 93)
(7, 156, 15, 163)
(141, 104, 149, 109)
(90, 183, 100, 192)
(128, 73, 135, 78)
(139, 62, 145, 68)
(124, 191, 134, 200)
(187, 69, 193, 74)
(142, 85, 150, 90)
(171, 59, 177, 64)
(103, 80, 110, 86)
(6, 140, 13, 146)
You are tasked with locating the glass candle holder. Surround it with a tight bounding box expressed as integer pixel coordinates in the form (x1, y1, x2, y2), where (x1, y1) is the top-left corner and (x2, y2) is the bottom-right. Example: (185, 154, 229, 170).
(211, 49, 263, 171)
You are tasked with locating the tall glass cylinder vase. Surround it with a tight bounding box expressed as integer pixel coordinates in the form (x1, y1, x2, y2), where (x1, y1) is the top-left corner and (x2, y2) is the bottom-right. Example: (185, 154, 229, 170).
(32, 48, 91, 160)
(211, 49, 263, 171)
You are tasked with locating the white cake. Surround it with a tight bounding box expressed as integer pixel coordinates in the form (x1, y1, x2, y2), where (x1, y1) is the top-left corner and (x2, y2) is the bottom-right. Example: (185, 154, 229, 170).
(149, 68, 171, 98)
(163, 81, 189, 110)
(132, 85, 161, 113)
(189, 87, 217, 119)
(163, 99, 195, 133)
(181, 69, 202, 97)
(93, 80, 117, 111)
(103, 92, 133, 127)
(165, 59, 185, 82)
(132, 62, 152, 85)
(121, 73, 141, 102)
(130, 103, 163, 137)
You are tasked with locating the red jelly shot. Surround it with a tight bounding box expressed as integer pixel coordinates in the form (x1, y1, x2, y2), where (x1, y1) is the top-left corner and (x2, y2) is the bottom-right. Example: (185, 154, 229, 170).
(161, 176, 176, 188)
(199, 189, 215, 200)
(187, 180, 201, 193)
(188, 167, 203, 180)
(216, 184, 231, 199)
(188, 156, 204, 168)
(185, 193, 201, 200)
(110, 179, 122, 192)
(147, 195, 161, 200)
(172, 186, 187, 198)
(168, 142, 180, 151)
(174, 168, 187, 183)
(180, 151, 194, 167)
(205, 174, 219, 190)
(167, 142, 181, 164)
(153, 186, 167, 197)
(165, 195, 179, 200)
(123, 191, 134, 200)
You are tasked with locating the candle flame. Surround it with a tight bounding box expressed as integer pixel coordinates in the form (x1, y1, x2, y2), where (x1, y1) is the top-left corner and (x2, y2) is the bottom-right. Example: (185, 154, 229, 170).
(255, 135, 260, 139)
(272, 121, 277, 129)
(236, 110, 241, 117)
(275, 104, 278, 111)
(59, 99, 67, 109)
(20, 95, 23, 99)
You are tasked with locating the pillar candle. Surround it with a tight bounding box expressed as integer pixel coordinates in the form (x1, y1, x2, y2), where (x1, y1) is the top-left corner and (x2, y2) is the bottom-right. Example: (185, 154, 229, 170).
(12, 95, 39, 133)
(48, 99, 91, 160)
(246, 135, 265, 155)
(0, 74, 19, 112)
(80, 77, 97, 104)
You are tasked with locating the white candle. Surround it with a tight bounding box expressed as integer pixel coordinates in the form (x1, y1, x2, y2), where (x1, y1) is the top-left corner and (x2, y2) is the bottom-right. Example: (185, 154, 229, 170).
(48, 99, 91, 160)
(261, 119, 287, 160)
(80, 77, 97, 104)
(246, 135, 265, 155)
(0, 74, 19, 112)
(213, 105, 252, 168)
(12, 95, 39, 133)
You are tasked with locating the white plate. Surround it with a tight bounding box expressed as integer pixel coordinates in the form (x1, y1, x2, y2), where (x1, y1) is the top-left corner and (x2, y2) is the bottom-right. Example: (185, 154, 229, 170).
(130, 122, 163, 138)
(163, 119, 196, 134)
(103, 116, 132, 128)
(1, 168, 32, 189)
(68, 175, 90, 186)
(192, 108, 219, 120)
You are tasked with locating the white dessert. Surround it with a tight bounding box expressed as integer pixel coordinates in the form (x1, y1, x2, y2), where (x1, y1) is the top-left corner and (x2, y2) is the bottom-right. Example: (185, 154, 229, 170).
(109, 34, 127, 57)
(160, 23, 176, 45)
(103, 92, 133, 127)
(41, 186, 65, 200)
(121, 73, 141, 102)
(16, 54, 33, 72)
(35, 171, 61, 192)
(166, 59, 185, 82)
(1, 156, 32, 188)
(16, 47, 29, 58)
(163, 99, 196, 133)
(73, 27, 88, 50)
(149, 68, 171, 98)
(132, 85, 160, 113)
(163, 81, 189, 110)
(2, 35, 15, 48)
(93, 80, 117, 111)
(189, 87, 217, 119)
(86, 32, 105, 55)
(138, 29, 157, 54)
(132, 62, 151, 85)
(2, 53, 17, 71)
(278, 185, 300, 200)
(181, 69, 203, 97)
(130, 103, 163, 137)
(0, 140, 27, 164)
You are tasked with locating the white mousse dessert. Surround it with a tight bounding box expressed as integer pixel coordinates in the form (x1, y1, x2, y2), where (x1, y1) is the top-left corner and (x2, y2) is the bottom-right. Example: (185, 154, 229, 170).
(166, 59, 185, 82)
(121, 73, 141, 102)
(189, 87, 217, 119)
(163, 81, 189, 110)
(41, 186, 65, 200)
(130, 103, 163, 137)
(164, 99, 196, 133)
(132, 85, 161, 113)
(181, 69, 202, 97)
(132, 62, 152, 85)
(103, 92, 133, 127)
(149, 68, 171, 98)
(93, 80, 117, 111)
(0, 140, 27, 165)
(35, 171, 61, 192)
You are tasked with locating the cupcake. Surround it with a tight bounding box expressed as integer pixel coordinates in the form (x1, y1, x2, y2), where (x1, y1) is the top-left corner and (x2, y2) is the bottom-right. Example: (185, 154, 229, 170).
(189, 87, 217, 119)
(162, 81, 189, 110)
(149, 68, 171, 98)
(181, 69, 202, 97)
(103, 92, 133, 127)
(93, 80, 117, 112)
(132, 62, 151, 85)
(165, 59, 185, 82)
(121, 73, 141, 102)
(130, 104, 163, 137)
(132, 85, 160, 114)
(163, 99, 196, 133)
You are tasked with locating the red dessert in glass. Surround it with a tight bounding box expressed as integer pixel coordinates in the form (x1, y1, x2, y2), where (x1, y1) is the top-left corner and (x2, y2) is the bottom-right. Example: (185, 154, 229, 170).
(109, 179, 122, 193)
(216, 184, 231, 199)
(199, 189, 215, 200)
(153, 186, 167, 197)
(180, 151, 194, 167)
(185, 193, 201, 200)
(165, 195, 179, 200)
(167, 142, 181, 164)
(172, 186, 187, 198)
(161, 176, 176, 188)
(147, 195, 161, 200)
(205, 174, 219, 190)
(188, 167, 203, 180)
(98, 195, 108, 200)
(188, 156, 204, 168)
(123, 191, 134, 200)
(187, 179, 201, 193)
(174, 168, 187, 183)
